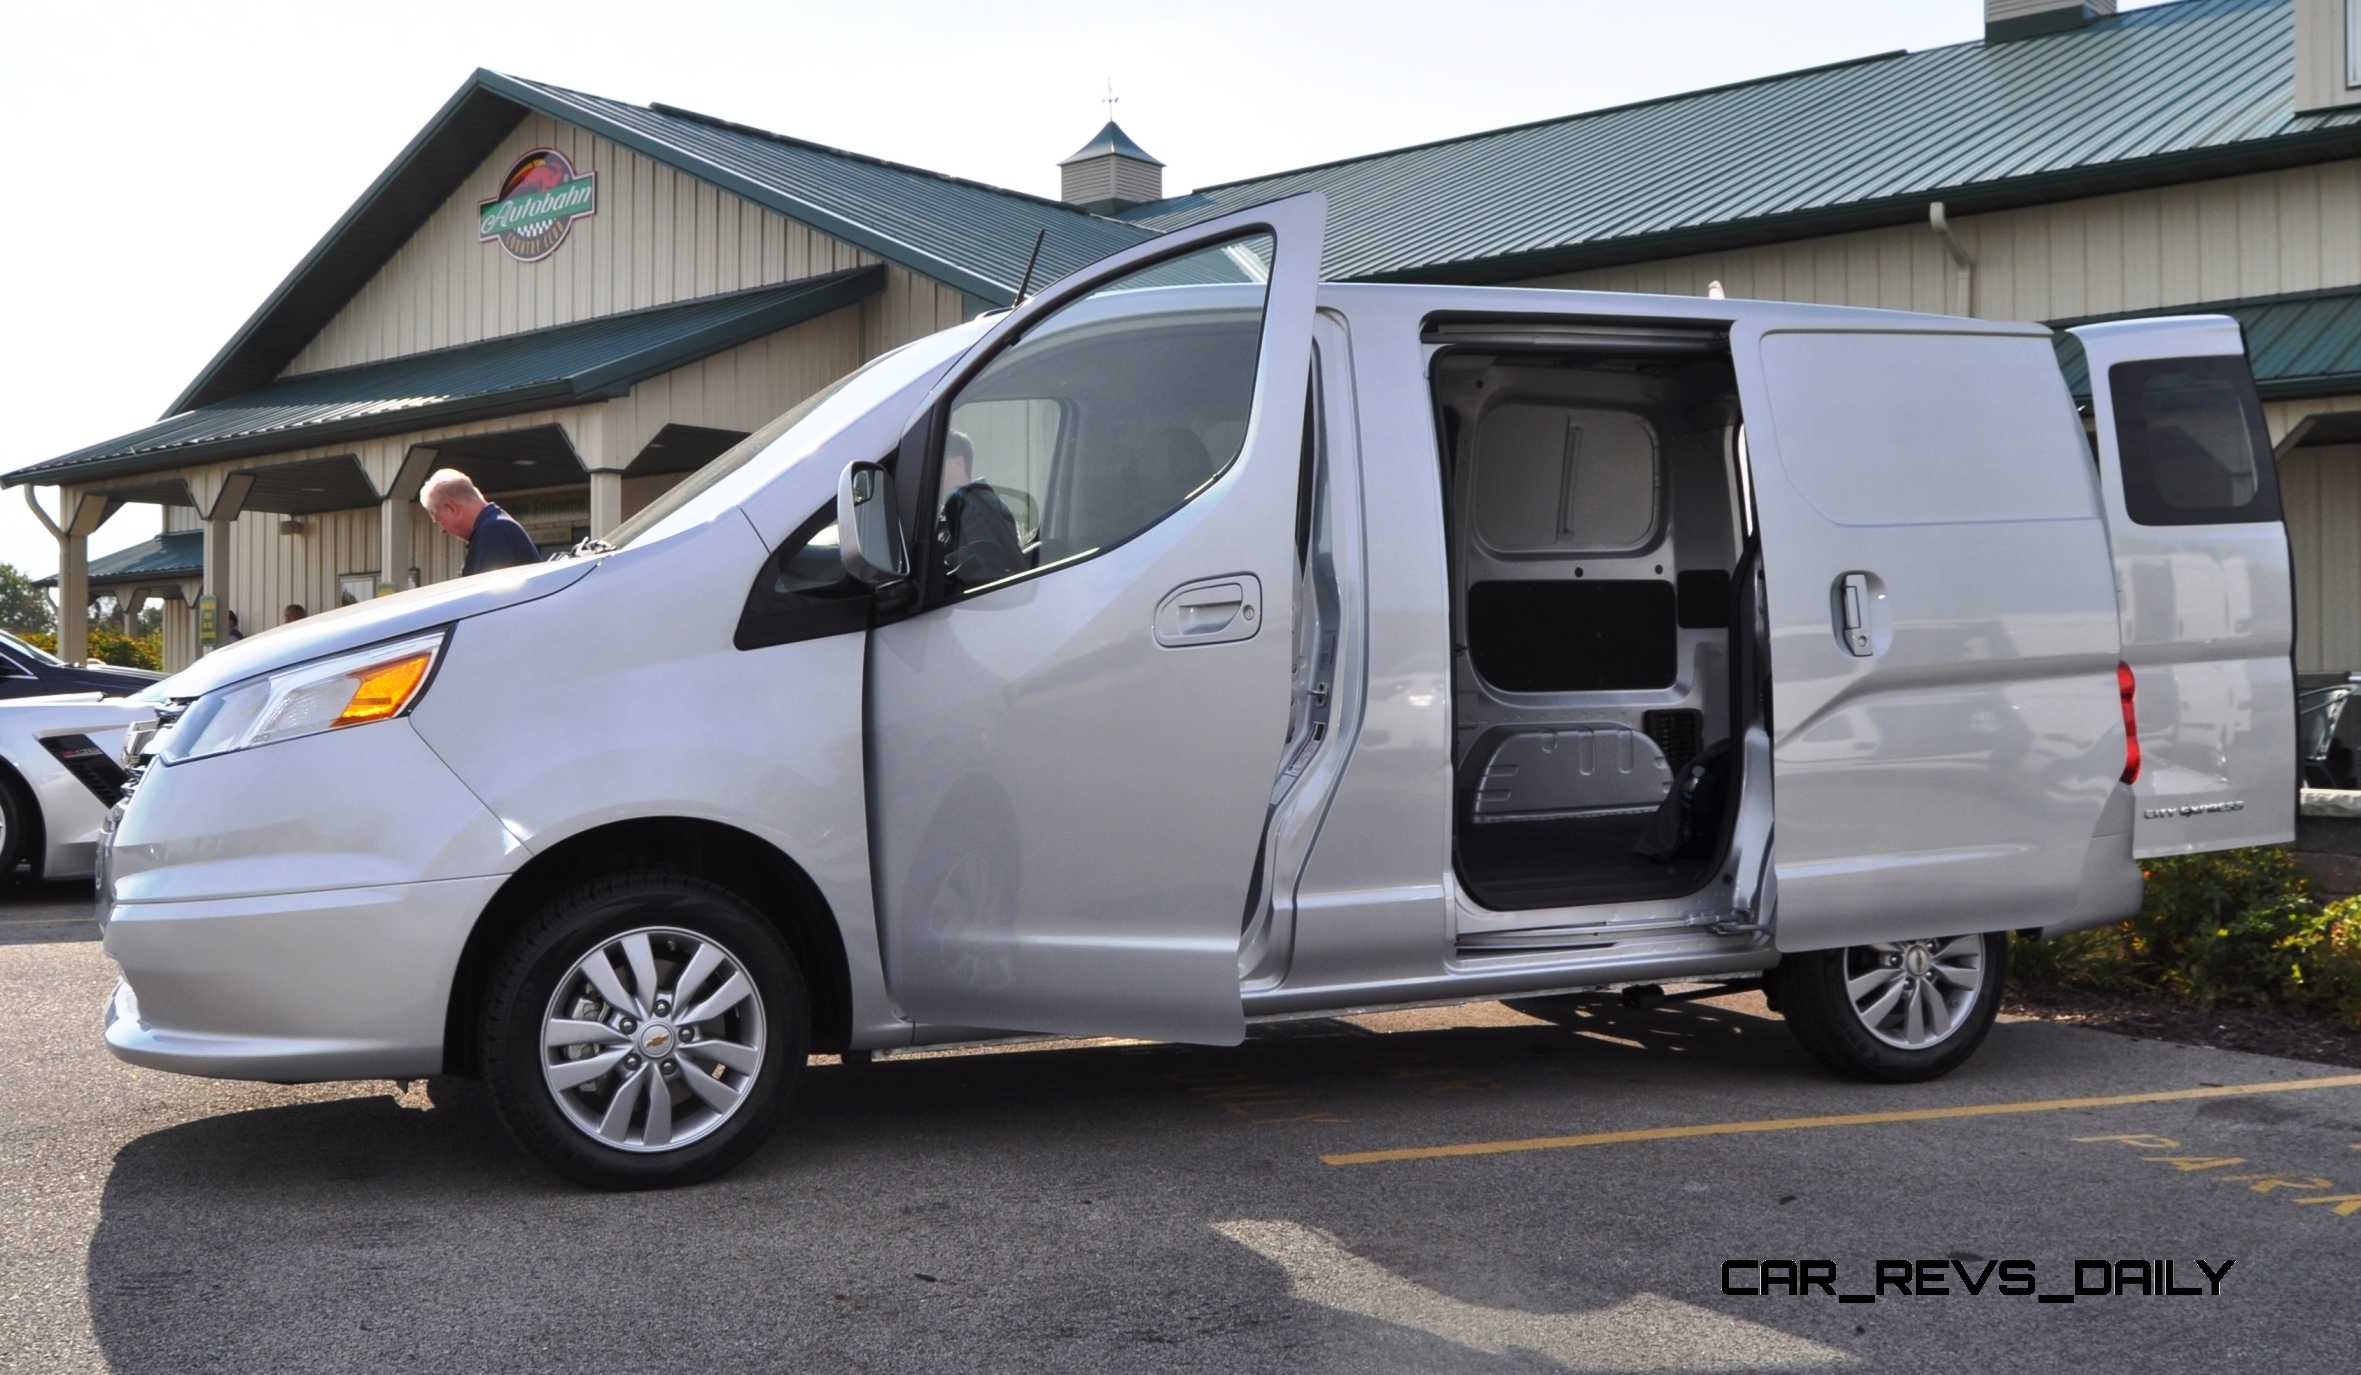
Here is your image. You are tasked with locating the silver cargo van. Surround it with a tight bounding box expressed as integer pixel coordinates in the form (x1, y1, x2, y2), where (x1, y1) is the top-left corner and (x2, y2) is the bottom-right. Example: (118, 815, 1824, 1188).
(100, 194, 2295, 1186)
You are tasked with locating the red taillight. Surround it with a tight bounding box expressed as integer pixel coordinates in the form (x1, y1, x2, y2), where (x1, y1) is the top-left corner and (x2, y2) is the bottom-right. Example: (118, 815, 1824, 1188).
(2118, 661, 2141, 785)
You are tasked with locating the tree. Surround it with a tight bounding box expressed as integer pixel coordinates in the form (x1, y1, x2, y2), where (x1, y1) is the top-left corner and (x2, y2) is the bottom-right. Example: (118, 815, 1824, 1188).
(0, 562, 55, 637)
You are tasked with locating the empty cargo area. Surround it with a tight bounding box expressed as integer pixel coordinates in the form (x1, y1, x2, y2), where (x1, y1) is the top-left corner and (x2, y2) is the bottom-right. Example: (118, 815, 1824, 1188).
(1431, 327, 1752, 912)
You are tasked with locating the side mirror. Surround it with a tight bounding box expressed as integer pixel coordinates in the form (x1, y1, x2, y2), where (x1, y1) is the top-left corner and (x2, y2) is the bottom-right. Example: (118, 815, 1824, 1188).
(837, 459, 910, 587)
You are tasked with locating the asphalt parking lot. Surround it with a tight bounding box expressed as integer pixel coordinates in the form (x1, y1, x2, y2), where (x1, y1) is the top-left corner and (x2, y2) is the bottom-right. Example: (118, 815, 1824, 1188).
(4, 886, 2359, 1374)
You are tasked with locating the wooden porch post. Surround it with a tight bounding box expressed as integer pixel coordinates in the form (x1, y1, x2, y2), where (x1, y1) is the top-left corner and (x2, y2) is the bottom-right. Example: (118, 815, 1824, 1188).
(192, 472, 253, 650)
(30, 488, 116, 663)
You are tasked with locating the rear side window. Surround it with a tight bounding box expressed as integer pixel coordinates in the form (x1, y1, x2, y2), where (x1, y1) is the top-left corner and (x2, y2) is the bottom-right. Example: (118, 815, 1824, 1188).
(2109, 356, 2280, 526)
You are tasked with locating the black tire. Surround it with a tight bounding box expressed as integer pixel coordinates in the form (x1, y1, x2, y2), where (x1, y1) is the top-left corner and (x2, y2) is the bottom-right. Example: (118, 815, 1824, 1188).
(1769, 931, 2008, 1083)
(479, 869, 809, 1189)
(0, 772, 27, 890)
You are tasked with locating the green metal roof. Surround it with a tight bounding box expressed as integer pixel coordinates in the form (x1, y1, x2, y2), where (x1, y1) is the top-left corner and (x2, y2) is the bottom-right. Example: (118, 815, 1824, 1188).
(31, 532, 202, 590)
(1122, 0, 2361, 284)
(2052, 286, 2361, 401)
(6, 267, 882, 489)
(1061, 120, 1163, 168)
(165, 70, 1151, 417)
(518, 77, 1153, 301)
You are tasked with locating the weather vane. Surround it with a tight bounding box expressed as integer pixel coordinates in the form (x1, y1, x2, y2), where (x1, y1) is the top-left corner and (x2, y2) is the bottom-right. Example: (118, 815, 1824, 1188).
(1102, 78, 1119, 122)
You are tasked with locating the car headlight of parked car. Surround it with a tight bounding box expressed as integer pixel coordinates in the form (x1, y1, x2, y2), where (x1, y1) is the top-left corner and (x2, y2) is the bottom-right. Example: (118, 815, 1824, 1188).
(158, 629, 449, 764)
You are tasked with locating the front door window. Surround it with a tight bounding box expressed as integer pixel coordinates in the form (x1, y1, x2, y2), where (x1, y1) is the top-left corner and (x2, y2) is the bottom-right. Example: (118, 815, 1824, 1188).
(930, 235, 1275, 597)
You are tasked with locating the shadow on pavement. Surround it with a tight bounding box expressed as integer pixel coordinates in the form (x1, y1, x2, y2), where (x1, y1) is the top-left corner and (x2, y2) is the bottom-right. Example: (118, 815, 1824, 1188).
(82, 1000, 1872, 1374)
(0, 878, 100, 945)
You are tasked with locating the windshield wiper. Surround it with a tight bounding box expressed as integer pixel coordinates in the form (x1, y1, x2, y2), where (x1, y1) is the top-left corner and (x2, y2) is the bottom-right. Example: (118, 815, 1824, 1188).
(565, 537, 615, 559)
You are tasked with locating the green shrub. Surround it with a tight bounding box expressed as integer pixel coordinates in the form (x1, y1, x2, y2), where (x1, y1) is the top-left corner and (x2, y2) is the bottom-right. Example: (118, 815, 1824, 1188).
(15, 625, 162, 672)
(2135, 847, 2307, 1003)
(2017, 847, 2361, 1028)
(2284, 898, 2361, 1026)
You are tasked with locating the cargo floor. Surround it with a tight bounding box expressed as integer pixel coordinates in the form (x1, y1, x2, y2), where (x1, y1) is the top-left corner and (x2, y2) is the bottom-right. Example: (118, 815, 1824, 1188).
(1454, 813, 1715, 911)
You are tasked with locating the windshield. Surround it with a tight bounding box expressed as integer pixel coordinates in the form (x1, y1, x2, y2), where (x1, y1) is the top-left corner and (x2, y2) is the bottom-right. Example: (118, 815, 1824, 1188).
(0, 630, 62, 667)
(605, 321, 987, 550)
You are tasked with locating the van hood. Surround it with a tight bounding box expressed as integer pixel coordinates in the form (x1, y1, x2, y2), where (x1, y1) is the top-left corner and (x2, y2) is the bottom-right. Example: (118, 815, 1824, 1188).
(157, 558, 599, 700)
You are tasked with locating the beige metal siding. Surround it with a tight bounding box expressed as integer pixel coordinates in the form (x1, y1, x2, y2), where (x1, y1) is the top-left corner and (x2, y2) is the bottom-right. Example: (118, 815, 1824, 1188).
(1062, 159, 1113, 207)
(2279, 440, 2361, 671)
(1110, 158, 1162, 205)
(1525, 161, 2361, 322)
(2295, 0, 2361, 112)
(1526, 168, 2361, 672)
(596, 307, 864, 466)
(286, 111, 972, 377)
(161, 604, 194, 669)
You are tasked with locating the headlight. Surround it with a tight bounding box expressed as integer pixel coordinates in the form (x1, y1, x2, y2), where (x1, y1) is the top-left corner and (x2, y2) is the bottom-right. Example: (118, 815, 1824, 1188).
(159, 630, 448, 764)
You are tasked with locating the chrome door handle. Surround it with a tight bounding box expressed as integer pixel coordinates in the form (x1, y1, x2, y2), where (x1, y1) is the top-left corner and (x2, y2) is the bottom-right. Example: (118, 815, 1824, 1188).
(1154, 574, 1263, 647)
(1838, 571, 1875, 657)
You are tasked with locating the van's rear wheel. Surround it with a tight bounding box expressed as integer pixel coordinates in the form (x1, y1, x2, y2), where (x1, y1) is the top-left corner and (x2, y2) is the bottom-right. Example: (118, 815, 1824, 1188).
(1770, 932, 2006, 1082)
(480, 870, 808, 1188)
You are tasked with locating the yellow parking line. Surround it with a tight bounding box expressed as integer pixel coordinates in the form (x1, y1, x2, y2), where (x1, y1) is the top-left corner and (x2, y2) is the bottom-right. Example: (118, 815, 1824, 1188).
(1320, 1071, 2361, 1167)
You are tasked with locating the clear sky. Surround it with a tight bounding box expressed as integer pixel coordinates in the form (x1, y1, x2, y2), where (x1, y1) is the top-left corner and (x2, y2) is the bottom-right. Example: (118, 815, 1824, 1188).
(0, 0, 2168, 579)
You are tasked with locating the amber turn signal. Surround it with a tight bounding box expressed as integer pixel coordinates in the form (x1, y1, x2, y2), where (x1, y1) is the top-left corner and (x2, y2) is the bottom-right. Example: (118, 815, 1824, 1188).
(334, 653, 433, 727)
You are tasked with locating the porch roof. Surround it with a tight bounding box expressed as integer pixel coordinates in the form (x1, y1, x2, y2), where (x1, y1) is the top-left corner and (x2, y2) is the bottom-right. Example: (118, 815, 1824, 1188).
(2053, 284, 2361, 402)
(3, 265, 881, 490)
(30, 531, 203, 589)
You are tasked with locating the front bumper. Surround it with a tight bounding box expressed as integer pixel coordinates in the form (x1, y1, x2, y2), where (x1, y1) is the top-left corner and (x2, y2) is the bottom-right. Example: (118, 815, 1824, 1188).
(102, 875, 505, 1080)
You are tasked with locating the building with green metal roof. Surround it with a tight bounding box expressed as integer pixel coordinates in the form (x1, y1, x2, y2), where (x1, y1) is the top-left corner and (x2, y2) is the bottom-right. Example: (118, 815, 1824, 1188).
(16, 0, 2361, 671)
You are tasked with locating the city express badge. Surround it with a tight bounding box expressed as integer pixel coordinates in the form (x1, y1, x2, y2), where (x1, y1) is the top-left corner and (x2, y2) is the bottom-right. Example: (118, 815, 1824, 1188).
(479, 148, 597, 262)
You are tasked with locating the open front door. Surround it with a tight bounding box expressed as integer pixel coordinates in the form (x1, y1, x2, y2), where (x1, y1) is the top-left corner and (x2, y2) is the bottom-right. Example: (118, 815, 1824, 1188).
(2072, 316, 2296, 857)
(1736, 320, 2127, 952)
(864, 195, 1325, 1044)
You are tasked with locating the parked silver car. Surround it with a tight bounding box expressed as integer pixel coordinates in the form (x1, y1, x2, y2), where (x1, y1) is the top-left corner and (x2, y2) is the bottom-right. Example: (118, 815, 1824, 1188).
(98, 196, 2295, 1186)
(0, 690, 152, 886)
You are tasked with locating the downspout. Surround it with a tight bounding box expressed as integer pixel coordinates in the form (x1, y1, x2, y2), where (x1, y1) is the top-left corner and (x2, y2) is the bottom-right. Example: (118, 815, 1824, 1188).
(1929, 201, 1976, 317)
(23, 488, 64, 620)
(24, 486, 63, 540)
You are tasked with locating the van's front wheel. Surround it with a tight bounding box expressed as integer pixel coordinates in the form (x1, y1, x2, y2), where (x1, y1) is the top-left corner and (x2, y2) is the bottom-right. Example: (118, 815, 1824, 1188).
(480, 871, 809, 1188)
(1770, 932, 2006, 1082)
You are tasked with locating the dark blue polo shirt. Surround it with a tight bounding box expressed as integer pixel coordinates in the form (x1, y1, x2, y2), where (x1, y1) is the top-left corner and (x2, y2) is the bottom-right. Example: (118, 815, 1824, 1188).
(462, 502, 541, 575)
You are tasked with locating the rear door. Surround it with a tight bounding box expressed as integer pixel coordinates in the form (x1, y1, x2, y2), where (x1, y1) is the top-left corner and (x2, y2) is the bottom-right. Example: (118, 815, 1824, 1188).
(1735, 321, 2125, 953)
(2071, 316, 2296, 857)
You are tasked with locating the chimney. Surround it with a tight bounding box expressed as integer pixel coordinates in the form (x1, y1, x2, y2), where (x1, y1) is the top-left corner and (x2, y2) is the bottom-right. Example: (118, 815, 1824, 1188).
(1985, 0, 2115, 43)
(1059, 120, 1164, 215)
(2294, 0, 2361, 112)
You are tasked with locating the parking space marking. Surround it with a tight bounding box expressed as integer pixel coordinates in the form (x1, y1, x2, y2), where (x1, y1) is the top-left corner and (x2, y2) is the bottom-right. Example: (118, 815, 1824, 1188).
(2074, 1134, 2361, 1219)
(1319, 1071, 2361, 1166)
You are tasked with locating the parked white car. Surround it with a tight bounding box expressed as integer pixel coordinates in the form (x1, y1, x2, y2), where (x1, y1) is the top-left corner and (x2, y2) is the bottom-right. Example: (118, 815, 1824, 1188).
(1, 692, 154, 885)
(98, 196, 2295, 1186)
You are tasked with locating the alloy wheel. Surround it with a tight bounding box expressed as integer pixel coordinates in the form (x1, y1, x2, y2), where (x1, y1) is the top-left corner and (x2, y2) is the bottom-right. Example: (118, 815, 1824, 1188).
(1843, 935, 1985, 1051)
(539, 926, 767, 1153)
